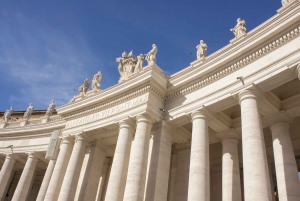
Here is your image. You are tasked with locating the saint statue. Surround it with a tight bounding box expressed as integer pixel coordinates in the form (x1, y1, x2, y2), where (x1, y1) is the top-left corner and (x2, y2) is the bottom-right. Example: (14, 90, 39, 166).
(196, 40, 207, 60)
(134, 54, 145, 73)
(230, 18, 247, 38)
(92, 71, 102, 92)
(282, 0, 291, 6)
(45, 100, 56, 117)
(23, 103, 34, 120)
(78, 78, 90, 96)
(145, 44, 158, 65)
(2, 107, 13, 122)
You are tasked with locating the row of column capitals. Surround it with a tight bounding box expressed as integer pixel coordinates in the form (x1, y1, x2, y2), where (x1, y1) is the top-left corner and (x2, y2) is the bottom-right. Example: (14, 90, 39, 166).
(265, 111, 293, 129)
(215, 129, 241, 142)
(191, 108, 210, 122)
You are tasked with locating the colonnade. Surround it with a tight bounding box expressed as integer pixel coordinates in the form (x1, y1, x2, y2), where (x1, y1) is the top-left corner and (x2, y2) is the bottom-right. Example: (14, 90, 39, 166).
(0, 90, 300, 201)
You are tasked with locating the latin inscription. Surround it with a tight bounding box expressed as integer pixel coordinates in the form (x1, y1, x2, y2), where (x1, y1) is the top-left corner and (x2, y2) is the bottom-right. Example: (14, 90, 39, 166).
(66, 94, 149, 128)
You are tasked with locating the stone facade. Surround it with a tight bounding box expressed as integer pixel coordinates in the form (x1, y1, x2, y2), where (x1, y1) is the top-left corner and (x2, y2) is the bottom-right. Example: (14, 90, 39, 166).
(1, 2, 300, 201)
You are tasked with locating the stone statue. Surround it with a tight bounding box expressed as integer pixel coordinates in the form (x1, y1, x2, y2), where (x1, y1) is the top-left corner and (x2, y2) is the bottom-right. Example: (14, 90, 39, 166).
(196, 40, 207, 60)
(2, 107, 13, 122)
(230, 18, 247, 38)
(78, 78, 90, 96)
(70, 95, 76, 103)
(23, 103, 34, 120)
(92, 71, 102, 92)
(282, 0, 291, 6)
(145, 44, 158, 65)
(117, 50, 143, 82)
(134, 54, 145, 73)
(45, 100, 56, 117)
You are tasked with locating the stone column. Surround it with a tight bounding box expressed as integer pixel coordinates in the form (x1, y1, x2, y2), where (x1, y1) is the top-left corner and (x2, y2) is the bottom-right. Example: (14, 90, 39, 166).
(187, 110, 210, 201)
(78, 140, 107, 201)
(105, 119, 135, 201)
(238, 89, 272, 201)
(44, 136, 74, 201)
(123, 114, 153, 201)
(145, 121, 173, 201)
(211, 165, 222, 201)
(167, 150, 177, 201)
(269, 116, 300, 201)
(0, 154, 17, 200)
(11, 152, 39, 201)
(36, 160, 55, 201)
(296, 64, 300, 80)
(217, 130, 242, 201)
(57, 133, 88, 201)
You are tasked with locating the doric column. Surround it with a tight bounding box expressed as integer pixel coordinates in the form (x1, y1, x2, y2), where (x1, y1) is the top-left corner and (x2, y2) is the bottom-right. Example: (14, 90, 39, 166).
(217, 130, 242, 201)
(238, 89, 272, 201)
(167, 150, 177, 201)
(187, 109, 210, 201)
(0, 154, 17, 200)
(269, 114, 300, 201)
(296, 64, 300, 80)
(211, 165, 222, 201)
(36, 160, 55, 201)
(44, 136, 74, 201)
(78, 140, 107, 201)
(123, 114, 153, 201)
(57, 133, 88, 201)
(105, 118, 135, 201)
(145, 121, 173, 201)
(11, 152, 39, 201)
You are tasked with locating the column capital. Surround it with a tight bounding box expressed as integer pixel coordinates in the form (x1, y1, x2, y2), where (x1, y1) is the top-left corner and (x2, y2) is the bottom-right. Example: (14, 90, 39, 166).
(119, 118, 136, 130)
(216, 129, 240, 142)
(136, 113, 153, 124)
(26, 152, 41, 159)
(191, 108, 210, 122)
(265, 111, 293, 129)
(61, 135, 75, 145)
(4, 153, 18, 161)
(295, 63, 300, 80)
(75, 132, 89, 142)
(238, 89, 260, 104)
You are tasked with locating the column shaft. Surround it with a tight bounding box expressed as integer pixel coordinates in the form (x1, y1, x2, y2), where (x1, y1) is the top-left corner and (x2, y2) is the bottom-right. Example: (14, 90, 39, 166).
(239, 90, 272, 201)
(105, 119, 134, 201)
(36, 160, 55, 201)
(145, 123, 173, 201)
(57, 134, 88, 201)
(270, 122, 300, 201)
(44, 136, 74, 201)
(11, 153, 39, 201)
(0, 154, 16, 200)
(123, 114, 153, 201)
(78, 140, 107, 201)
(187, 110, 210, 201)
(222, 138, 242, 201)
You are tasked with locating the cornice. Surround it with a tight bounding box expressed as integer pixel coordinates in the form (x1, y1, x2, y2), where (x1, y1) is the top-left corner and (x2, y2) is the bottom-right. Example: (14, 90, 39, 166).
(169, 3, 300, 85)
(166, 25, 300, 101)
(57, 64, 166, 115)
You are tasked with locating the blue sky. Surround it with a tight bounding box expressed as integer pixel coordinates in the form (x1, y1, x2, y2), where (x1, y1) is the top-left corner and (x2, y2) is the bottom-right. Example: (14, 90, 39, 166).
(0, 0, 281, 111)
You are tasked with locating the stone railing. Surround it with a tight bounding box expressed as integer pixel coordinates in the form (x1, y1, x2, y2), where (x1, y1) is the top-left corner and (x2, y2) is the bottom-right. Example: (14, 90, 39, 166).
(27, 119, 42, 126)
(49, 115, 63, 122)
(5, 121, 21, 128)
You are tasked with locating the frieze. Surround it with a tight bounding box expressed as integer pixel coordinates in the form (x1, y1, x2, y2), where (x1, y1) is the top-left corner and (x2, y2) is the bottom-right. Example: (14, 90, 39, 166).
(66, 94, 149, 128)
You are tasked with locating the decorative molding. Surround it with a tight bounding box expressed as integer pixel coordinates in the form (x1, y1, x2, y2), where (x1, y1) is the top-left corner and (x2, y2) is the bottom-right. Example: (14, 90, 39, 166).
(166, 25, 300, 101)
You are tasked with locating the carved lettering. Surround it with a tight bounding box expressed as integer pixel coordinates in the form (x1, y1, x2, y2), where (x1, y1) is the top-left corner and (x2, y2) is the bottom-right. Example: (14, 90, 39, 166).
(66, 94, 149, 128)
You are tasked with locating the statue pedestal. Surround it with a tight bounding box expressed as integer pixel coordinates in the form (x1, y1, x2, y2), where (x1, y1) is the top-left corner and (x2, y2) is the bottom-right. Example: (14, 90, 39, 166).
(0, 121, 7, 128)
(41, 117, 50, 123)
(20, 119, 28, 126)
(277, 0, 298, 14)
(230, 33, 247, 44)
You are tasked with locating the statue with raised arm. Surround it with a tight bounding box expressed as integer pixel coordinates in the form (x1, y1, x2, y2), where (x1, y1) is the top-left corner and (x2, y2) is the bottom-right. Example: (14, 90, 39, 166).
(196, 40, 207, 60)
(78, 78, 90, 96)
(230, 18, 247, 38)
(145, 44, 158, 65)
(23, 103, 34, 120)
(45, 100, 56, 117)
(92, 71, 102, 92)
(134, 54, 145, 73)
(2, 107, 13, 122)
